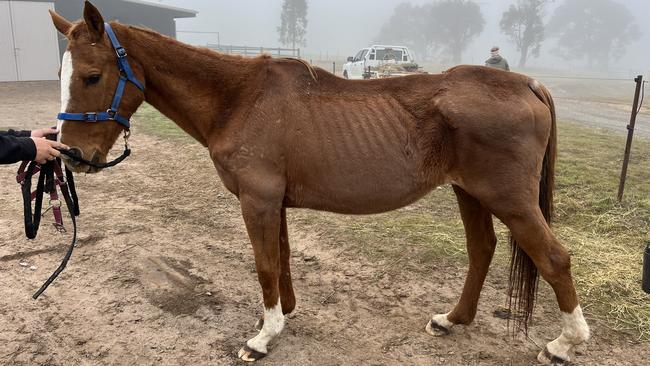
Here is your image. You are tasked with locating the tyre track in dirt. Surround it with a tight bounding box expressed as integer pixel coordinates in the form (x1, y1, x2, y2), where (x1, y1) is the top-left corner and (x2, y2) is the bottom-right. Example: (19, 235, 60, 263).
(1, 81, 647, 365)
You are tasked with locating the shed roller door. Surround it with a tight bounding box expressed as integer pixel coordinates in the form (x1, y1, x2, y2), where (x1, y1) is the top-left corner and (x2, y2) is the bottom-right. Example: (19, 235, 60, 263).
(11, 1, 60, 81)
(0, 1, 60, 81)
(0, 1, 18, 82)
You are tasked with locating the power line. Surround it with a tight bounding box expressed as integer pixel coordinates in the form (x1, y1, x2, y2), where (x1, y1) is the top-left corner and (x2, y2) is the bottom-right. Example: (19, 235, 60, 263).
(177, 31, 220, 34)
(528, 75, 634, 82)
(176, 31, 220, 46)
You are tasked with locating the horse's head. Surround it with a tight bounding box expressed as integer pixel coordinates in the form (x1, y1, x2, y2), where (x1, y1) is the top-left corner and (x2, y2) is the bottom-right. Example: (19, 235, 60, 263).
(50, 1, 144, 172)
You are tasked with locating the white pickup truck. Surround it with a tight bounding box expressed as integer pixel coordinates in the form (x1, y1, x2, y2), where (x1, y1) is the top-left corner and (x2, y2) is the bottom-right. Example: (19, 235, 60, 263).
(342, 45, 419, 79)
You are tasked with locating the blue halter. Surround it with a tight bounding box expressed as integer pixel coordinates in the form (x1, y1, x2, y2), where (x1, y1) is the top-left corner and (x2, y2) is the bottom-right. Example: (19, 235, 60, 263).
(57, 23, 144, 130)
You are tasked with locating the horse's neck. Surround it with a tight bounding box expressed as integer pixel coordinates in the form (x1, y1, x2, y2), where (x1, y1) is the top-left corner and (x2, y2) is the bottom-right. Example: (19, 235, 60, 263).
(122, 25, 259, 145)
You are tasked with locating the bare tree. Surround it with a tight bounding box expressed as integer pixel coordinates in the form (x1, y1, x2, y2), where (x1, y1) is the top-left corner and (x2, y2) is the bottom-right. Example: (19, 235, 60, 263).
(375, 3, 433, 60)
(277, 0, 308, 49)
(500, 0, 546, 68)
(377, 0, 484, 64)
(428, 0, 485, 64)
(548, 0, 640, 69)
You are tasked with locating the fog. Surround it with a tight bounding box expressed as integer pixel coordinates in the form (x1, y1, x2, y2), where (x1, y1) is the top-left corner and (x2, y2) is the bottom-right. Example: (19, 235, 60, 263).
(160, 0, 649, 75)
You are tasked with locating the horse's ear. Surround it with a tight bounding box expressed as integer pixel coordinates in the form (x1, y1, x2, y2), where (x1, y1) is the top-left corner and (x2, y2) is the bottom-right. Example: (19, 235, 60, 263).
(49, 10, 71, 36)
(83, 1, 104, 42)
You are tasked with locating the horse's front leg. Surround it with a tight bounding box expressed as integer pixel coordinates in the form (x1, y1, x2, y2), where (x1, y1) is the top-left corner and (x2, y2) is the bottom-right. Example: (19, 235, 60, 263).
(426, 186, 497, 335)
(255, 208, 296, 331)
(237, 186, 286, 362)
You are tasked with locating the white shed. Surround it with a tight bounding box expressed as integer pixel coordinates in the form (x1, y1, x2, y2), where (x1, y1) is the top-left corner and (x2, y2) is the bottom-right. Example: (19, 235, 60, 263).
(0, 0, 197, 82)
(0, 0, 61, 82)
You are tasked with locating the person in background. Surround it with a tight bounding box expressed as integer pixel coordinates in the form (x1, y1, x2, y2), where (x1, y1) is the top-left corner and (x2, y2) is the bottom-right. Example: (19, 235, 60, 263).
(485, 46, 510, 71)
(0, 128, 68, 165)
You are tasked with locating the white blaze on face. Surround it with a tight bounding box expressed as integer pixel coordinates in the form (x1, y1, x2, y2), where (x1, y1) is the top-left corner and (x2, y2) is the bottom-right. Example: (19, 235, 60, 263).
(58, 51, 73, 142)
(246, 302, 285, 354)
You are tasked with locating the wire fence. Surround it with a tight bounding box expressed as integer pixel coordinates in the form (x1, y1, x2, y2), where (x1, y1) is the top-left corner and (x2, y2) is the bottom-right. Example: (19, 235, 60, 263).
(533, 74, 648, 139)
(207, 44, 300, 58)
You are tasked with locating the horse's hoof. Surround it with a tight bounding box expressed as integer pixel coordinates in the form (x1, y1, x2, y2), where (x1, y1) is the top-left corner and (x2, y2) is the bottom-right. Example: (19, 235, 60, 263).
(238, 345, 267, 362)
(537, 347, 571, 365)
(425, 319, 450, 337)
(254, 317, 264, 331)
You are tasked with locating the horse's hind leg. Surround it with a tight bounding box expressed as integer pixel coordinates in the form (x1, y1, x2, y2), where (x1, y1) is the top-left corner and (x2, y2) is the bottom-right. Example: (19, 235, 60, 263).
(426, 185, 497, 335)
(255, 208, 296, 331)
(498, 208, 590, 365)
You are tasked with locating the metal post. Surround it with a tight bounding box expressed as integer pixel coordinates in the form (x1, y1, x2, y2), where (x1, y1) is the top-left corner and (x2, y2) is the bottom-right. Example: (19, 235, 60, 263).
(641, 240, 650, 294)
(617, 75, 644, 201)
(333, 62, 336, 75)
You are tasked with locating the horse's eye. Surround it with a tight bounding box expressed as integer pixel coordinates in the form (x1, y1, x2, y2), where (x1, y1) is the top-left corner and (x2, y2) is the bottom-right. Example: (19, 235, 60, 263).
(86, 74, 101, 86)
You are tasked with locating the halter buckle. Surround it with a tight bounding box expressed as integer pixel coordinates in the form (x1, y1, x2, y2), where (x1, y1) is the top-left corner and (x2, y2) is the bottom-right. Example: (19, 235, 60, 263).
(116, 47, 127, 58)
(84, 112, 98, 121)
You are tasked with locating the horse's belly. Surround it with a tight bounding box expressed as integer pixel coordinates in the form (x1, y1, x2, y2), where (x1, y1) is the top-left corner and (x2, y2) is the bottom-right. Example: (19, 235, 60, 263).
(282, 95, 437, 214)
(284, 153, 431, 214)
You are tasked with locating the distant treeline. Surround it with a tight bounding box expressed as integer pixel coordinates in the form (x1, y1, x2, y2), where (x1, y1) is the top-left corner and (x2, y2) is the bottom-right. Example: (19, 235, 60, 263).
(374, 0, 641, 69)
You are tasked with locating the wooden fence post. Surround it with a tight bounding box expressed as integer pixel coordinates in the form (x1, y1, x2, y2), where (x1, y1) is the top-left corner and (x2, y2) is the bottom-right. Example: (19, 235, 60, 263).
(617, 75, 644, 201)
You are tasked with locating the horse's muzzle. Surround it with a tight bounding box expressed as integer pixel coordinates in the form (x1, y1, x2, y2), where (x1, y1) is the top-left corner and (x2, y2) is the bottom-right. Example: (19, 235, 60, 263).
(62, 147, 102, 173)
(61, 147, 84, 169)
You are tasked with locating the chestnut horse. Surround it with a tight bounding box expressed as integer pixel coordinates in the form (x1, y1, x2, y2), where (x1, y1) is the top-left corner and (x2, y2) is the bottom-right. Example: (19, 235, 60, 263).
(49, 2, 589, 364)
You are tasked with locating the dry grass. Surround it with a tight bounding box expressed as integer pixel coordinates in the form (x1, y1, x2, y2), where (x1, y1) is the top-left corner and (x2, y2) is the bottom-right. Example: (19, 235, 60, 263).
(135, 103, 650, 340)
(554, 122, 650, 339)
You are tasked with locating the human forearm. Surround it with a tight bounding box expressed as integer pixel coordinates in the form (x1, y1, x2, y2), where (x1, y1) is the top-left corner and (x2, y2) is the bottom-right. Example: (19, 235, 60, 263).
(0, 135, 36, 164)
(0, 129, 32, 138)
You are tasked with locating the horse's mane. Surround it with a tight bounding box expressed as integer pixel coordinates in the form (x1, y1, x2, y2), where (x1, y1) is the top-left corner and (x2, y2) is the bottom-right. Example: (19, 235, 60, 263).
(281, 58, 319, 82)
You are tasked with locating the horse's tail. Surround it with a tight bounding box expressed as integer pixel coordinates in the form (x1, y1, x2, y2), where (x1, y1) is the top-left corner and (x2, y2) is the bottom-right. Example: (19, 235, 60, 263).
(537, 82, 556, 225)
(507, 80, 556, 334)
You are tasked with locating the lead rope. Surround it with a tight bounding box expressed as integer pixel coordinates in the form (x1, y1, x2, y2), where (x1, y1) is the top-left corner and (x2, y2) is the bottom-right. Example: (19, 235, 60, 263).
(21, 131, 129, 298)
(20, 132, 130, 298)
(17, 156, 81, 298)
(58, 130, 131, 169)
(32, 161, 78, 299)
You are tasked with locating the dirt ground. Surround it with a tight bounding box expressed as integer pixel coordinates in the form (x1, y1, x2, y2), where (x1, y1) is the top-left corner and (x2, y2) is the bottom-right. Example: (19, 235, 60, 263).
(0, 82, 647, 365)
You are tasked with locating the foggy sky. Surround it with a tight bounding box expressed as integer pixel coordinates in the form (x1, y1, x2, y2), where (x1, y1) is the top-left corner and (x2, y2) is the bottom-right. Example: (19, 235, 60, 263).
(160, 0, 649, 73)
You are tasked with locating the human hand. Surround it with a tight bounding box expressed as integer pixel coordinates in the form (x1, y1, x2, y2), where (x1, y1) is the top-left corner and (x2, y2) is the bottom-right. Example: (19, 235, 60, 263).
(31, 137, 69, 164)
(31, 127, 59, 138)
